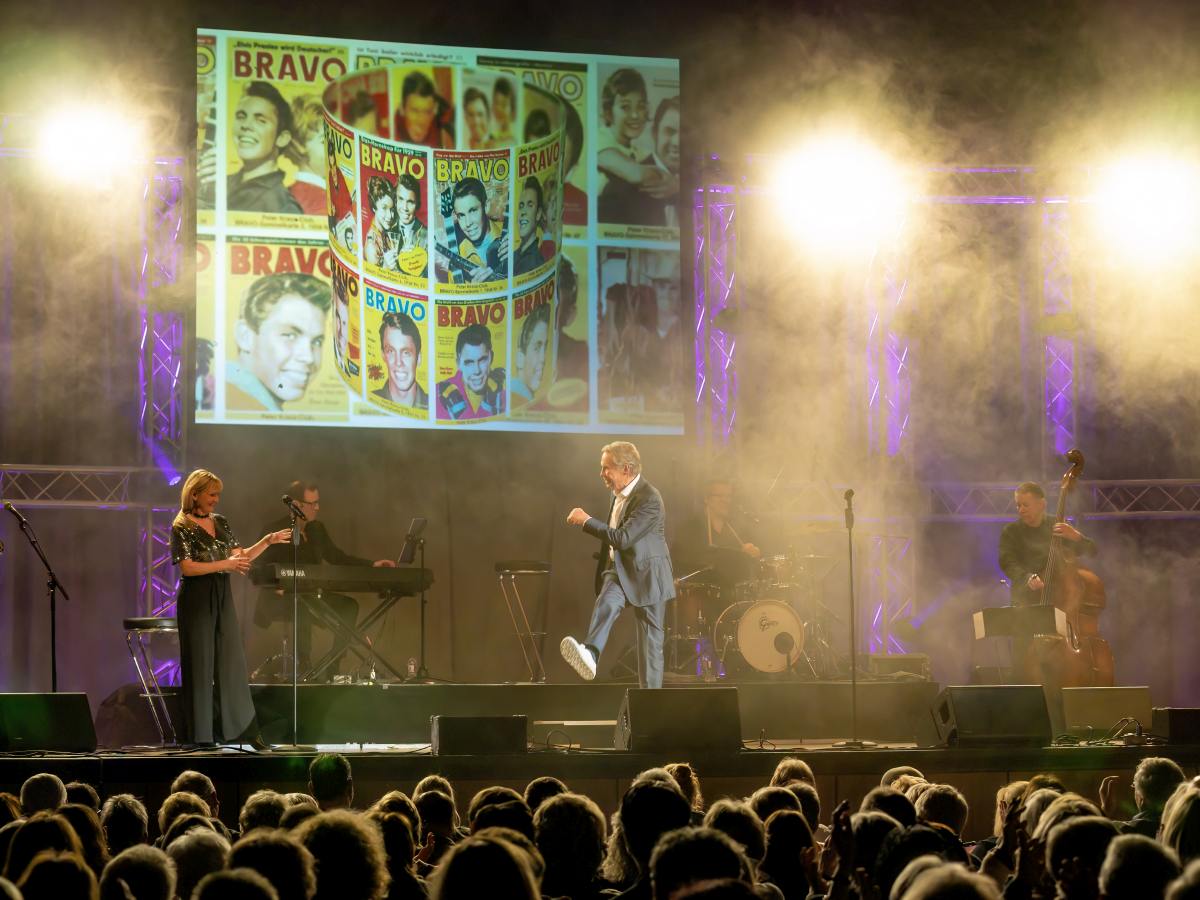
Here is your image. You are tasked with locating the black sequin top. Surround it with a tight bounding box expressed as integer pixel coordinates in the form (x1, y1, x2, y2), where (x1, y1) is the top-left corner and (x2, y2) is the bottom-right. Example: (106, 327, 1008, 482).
(170, 514, 240, 570)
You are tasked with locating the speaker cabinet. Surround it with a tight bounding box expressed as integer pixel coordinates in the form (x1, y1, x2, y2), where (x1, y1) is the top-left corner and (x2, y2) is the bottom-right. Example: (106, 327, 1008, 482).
(430, 715, 527, 755)
(931, 685, 1051, 748)
(614, 687, 741, 753)
(1153, 708, 1200, 744)
(0, 693, 96, 753)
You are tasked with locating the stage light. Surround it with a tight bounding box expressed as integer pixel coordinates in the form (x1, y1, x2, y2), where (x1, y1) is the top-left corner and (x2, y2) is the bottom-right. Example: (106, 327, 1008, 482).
(36, 106, 146, 186)
(773, 133, 913, 258)
(1090, 152, 1200, 268)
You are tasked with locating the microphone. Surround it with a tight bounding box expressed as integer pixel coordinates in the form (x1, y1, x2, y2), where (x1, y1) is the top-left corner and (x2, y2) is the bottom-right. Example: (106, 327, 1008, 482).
(843, 488, 855, 530)
(3, 502, 29, 525)
(282, 495, 307, 520)
(843, 489, 855, 503)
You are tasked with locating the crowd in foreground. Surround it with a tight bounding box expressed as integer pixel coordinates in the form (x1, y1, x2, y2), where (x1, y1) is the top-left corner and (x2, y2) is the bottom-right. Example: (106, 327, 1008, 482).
(0, 752, 1198, 900)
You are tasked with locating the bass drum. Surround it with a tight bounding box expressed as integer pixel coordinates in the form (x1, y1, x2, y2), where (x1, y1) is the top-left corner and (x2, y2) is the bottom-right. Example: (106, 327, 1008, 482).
(713, 599, 806, 675)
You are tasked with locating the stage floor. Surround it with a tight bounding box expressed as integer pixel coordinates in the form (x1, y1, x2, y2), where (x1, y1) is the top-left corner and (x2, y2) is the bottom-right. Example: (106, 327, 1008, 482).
(2, 680, 1196, 840)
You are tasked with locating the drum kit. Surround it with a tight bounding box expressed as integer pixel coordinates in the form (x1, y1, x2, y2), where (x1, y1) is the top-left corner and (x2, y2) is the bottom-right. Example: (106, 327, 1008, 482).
(668, 550, 846, 680)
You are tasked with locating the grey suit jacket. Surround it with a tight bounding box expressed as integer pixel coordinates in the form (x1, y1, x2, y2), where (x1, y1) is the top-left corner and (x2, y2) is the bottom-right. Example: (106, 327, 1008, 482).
(583, 478, 675, 608)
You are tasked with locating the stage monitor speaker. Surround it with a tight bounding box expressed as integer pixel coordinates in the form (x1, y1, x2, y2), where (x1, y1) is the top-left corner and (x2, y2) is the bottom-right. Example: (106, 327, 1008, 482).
(431, 715, 527, 755)
(1153, 708, 1200, 745)
(1062, 686, 1153, 736)
(931, 685, 1051, 748)
(614, 688, 741, 753)
(0, 693, 96, 753)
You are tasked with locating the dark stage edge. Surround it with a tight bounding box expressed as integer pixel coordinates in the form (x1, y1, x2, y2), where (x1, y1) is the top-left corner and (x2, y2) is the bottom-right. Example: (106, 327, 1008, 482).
(246, 680, 945, 746)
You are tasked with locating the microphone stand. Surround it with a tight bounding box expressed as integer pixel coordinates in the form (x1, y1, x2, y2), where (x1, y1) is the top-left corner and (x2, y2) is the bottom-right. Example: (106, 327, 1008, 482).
(6, 505, 70, 692)
(834, 489, 875, 749)
(274, 508, 313, 752)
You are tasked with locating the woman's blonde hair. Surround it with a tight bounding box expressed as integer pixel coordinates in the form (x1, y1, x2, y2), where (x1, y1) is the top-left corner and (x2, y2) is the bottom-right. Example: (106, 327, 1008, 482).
(173, 469, 223, 528)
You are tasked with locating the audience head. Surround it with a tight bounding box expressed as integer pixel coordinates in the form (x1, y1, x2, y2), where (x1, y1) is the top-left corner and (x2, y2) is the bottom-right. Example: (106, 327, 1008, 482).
(161, 813, 216, 850)
(861, 786, 918, 828)
(902, 863, 1001, 899)
(471, 798, 534, 840)
(749, 786, 800, 824)
(294, 809, 388, 900)
(229, 827, 317, 900)
(650, 826, 750, 900)
(279, 804, 318, 832)
(371, 790, 421, 837)
(1023, 773, 1067, 801)
(430, 832, 540, 900)
(19, 774, 65, 815)
(524, 776, 568, 813)
(1034, 792, 1103, 842)
(665, 763, 705, 812)
(475, 826, 544, 881)
(101, 794, 150, 856)
(2, 812, 82, 882)
(907, 780, 935, 805)
(882, 766, 925, 788)
(1169, 860, 1200, 900)
(157, 791, 210, 837)
(760, 809, 814, 888)
(703, 800, 765, 864)
(674, 879, 757, 899)
(192, 868, 280, 900)
(413, 775, 456, 807)
(1021, 787, 1065, 834)
(769, 757, 815, 787)
(57, 803, 108, 877)
(284, 792, 317, 809)
(415, 789, 456, 839)
(534, 792, 606, 894)
(240, 790, 287, 834)
(98, 844, 176, 900)
(0, 795, 19, 829)
(783, 779, 821, 832)
(1046, 816, 1120, 900)
(1163, 786, 1200, 866)
(170, 770, 220, 817)
(992, 780, 1030, 837)
(915, 783, 969, 836)
(619, 778, 692, 870)
(467, 786, 523, 829)
(1135, 758, 1188, 815)
(65, 782, 102, 812)
(850, 811, 903, 883)
(891, 774, 928, 796)
(307, 754, 353, 811)
(889, 854, 944, 900)
(368, 810, 417, 881)
(1100, 833, 1180, 900)
(876, 825, 967, 899)
(16, 849, 98, 900)
(167, 827, 230, 900)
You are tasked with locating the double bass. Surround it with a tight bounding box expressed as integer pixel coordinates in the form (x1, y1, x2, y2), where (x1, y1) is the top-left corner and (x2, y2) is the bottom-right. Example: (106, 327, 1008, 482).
(1020, 449, 1115, 688)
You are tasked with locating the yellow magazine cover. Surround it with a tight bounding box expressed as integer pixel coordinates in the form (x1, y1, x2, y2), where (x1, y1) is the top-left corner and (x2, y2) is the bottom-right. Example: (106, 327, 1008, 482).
(362, 280, 431, 420)
(223, 235, 349, 422)
(431, 149, 511, 295)
(433, 296, 508, 423)
(330, 252, 363, 391)
(512, 133, 563, 290)
(359, 135, 430, 292)
(224, 36, 349, 230)
(195, 238, 217, 420)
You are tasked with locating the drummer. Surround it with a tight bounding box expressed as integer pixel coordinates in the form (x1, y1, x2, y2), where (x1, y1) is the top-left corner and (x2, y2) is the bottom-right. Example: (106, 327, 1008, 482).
(674, 478, 762, 597)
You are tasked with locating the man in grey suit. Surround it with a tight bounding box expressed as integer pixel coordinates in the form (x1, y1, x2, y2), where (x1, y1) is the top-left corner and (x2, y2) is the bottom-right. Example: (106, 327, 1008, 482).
(561, 441, 675, 688)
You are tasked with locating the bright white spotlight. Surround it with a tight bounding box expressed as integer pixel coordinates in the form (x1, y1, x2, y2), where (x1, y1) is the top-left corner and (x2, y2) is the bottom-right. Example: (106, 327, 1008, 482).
(1091, 153, 1200, 268)
(774, 133, 912, 258)
(37, 106, 146, 186)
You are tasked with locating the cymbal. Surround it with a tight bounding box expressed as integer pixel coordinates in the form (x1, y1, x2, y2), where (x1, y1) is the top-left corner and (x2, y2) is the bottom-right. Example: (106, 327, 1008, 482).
(792, 554, 831, 562)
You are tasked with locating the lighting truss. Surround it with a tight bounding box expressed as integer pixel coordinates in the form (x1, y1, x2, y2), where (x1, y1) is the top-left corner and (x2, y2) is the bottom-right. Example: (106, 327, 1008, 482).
(693, 182, 738, 446)
(0, 465, 137, 507)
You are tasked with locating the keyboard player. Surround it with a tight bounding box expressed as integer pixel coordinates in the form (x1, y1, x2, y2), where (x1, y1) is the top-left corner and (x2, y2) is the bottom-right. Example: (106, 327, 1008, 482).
(253, 480, 395, 680)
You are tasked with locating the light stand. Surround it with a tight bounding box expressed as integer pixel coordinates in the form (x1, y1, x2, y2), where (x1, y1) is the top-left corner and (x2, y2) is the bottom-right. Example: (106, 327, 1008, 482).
(5, 503, 69, 692)
(834, 489, 875, 750)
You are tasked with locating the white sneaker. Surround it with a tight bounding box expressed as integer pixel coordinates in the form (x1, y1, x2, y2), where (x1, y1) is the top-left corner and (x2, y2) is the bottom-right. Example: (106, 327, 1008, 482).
(560, 636, 597, 681)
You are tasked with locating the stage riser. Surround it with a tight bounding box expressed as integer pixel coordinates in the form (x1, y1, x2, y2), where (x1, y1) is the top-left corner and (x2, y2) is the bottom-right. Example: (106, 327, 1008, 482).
(246, 682, 943, 746)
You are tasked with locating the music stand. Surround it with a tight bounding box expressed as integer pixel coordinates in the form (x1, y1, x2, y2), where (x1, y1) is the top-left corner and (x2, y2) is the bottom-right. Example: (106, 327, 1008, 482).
(272, 506, 314, 752)
(398, 518, 442, 683)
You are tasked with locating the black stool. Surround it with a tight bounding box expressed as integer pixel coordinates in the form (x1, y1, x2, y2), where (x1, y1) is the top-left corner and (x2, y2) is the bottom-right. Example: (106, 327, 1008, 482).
(123, 616, 178, 745)
(495, 560, 550, 682)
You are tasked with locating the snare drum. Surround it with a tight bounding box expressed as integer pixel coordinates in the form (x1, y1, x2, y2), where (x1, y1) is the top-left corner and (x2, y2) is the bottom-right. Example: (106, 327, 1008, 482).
(712, 598, 806, 674)
(670, 582, 722, 636)
(758, 554, 793, 586)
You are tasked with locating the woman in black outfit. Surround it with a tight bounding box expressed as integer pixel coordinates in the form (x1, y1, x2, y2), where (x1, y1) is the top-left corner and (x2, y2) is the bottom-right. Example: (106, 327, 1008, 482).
(170, 469, 290, 746)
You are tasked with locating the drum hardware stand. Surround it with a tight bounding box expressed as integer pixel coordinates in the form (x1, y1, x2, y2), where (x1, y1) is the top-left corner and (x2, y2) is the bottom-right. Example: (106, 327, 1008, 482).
(833, 489, 875, 750)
